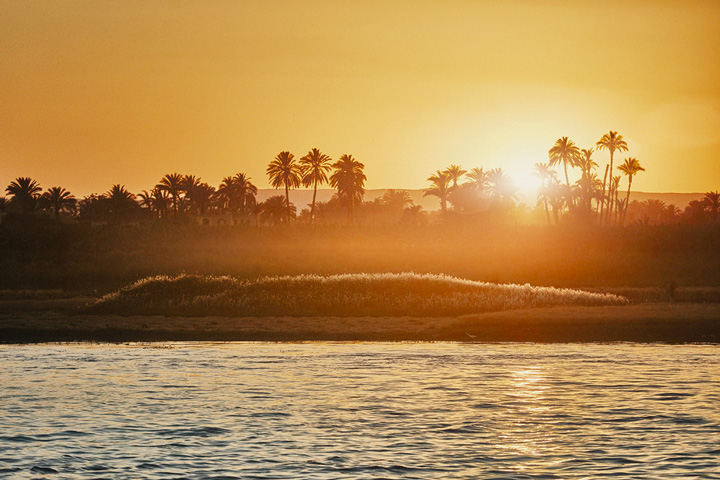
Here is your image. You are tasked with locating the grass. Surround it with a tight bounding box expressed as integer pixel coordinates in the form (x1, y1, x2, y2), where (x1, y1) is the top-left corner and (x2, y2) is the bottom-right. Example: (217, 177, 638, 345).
(87, 272, 628, 317)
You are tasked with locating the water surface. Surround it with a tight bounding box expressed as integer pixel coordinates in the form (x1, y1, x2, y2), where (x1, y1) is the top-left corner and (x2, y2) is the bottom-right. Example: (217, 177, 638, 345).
(1, 343, 719, 479)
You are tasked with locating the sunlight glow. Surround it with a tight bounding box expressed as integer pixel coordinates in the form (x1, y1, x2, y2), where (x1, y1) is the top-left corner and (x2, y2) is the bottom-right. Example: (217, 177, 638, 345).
(511, 170, 542, 202)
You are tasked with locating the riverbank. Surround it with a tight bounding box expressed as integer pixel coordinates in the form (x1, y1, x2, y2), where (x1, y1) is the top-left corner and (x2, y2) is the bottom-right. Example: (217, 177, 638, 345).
(1, 298, 718, 343)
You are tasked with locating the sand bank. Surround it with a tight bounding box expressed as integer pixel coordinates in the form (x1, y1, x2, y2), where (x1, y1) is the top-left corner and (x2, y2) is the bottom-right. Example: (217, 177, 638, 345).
(1, 299, 718, 343)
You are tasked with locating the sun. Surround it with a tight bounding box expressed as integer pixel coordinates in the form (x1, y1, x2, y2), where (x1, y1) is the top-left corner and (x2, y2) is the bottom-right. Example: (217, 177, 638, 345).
(509, 169, 542, 204)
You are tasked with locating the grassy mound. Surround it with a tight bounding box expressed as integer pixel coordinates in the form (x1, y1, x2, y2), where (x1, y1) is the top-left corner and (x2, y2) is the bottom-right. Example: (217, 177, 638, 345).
(87, 273, 628, 317)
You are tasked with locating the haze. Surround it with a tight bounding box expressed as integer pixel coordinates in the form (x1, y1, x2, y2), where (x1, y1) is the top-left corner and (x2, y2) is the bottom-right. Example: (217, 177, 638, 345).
(1, 0, 719, 197)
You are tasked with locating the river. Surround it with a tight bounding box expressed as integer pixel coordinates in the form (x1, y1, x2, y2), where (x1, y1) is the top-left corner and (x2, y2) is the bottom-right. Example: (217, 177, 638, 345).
(1, 343, 719, 479)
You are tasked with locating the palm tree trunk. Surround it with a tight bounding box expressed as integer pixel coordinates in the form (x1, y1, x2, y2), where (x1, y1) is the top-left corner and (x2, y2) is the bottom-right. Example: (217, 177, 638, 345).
(623, 176, 633, 226)
(310, 179, 318, 225)
(284, 183, 290, 211)
(614, 190, 620, 225)
(543, 197, 550, 225)
(563, 160, 573, 210)
(605, 151, 614, 225)
(599, 164, 608, 225)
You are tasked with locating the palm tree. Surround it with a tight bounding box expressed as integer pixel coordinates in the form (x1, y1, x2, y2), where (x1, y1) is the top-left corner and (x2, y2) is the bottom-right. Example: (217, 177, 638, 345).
(532, 163, 558, 225)
(574, 149, 598, 214)
(180, 175, 202, 213)
(444, 164, 467, 188)
(6, 177, 42, 213)
(608, 175, 621, 225)
(138, 188, 168, 219)
(381, 189, 413, 212)
(486, 168, 517, 209)
(329, 154, 366, 221)
(464, 167, 490, 192)
(106, 184, 137, 222)
(299, 148, 332, 224)
(617, 157, 645, 225)
(156, 173, 184, 214)
(578, 149, 598, 177)
(641, 199, 667, 225)
(234, 173, 258, 216)
(596, 131, 629, 224)
(702, 191, 720, 220)
(217, 176, 238, 212)
(260, 195, 296, 225)
(138, 190, 153, 212)
(42, 187, 76, 220)
(423, 170, 451, 213)
(189, 183, 216, 214)
(401, 204, 426, 226)
(267, 151, 301, 211)
(548, 137, 580, 206)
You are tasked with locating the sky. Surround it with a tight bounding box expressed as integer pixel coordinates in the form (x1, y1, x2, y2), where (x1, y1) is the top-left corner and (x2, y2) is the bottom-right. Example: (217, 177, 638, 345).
(1, 0, 719, 197)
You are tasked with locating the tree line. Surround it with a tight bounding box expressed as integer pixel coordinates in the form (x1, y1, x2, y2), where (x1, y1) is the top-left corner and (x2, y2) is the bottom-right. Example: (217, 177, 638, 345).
(2, 136, 719, 227)
(421, 130, 718, 226)
(1, 149, 372, 226)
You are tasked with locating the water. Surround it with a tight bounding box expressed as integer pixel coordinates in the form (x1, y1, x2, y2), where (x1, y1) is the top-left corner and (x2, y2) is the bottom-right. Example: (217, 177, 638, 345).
(1, 343, 719, 479)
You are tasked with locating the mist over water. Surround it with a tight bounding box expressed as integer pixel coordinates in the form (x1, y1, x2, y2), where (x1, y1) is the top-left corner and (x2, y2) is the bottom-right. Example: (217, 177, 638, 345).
(1, 343, 719, 479)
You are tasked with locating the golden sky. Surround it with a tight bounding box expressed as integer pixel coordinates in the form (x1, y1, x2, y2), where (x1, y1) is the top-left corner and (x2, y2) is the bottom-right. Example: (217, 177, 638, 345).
(1, 0, 719, 197)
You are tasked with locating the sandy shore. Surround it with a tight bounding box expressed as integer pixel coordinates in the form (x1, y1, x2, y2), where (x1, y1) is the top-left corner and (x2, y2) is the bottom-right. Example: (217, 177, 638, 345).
(0, 297, 718, 343)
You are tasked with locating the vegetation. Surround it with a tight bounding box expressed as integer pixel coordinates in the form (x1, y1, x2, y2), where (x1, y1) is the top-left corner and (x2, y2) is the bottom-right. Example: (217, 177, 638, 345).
(266, 151, 301, 213)
(1, 137, 718, 295)
(88, 273, 627, 317)
(299, 148, 332, 224)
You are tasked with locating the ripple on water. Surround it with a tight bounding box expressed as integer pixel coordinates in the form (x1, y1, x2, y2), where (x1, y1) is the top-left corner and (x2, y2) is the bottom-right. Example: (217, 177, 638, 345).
(0, 343, 718, 479)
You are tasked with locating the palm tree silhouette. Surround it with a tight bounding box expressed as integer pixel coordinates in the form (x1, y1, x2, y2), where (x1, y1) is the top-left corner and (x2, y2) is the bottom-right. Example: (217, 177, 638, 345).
(156, 173, 184, 214)
(487, 168, 517, 210)
(532, 163, 558, 225)
(329, 154, 366, 222)
(234, 173, 258, 216)
(381, 189, 413, 212)
(106, 184, 137, 222)
(6, 177, 42, 214)
(138, 190, 153, 212)
(180, 175, 202, 213)
(640, 199, 667, 225)
(465, 167, 490, 192)
(267, 151, 301, 211)
(617, 157, 645, 225)
(576, 149, 599, 213)
(138, 188, 169, 219)
(402, 204, 426, 226)
(548, 137, 580, 208)
(299, 148, 332, 224)
(578, 149, 598, 176)
(260, 195, 296, 225)
(444, 164, 467, 188)
(424, 170, 451, 214)
(608, 175, 621, 225)
(702, 191, 720, 220)
(189, 183, 216, 214)
(596, 131, 628, 225)
(42, 187, 76, 220)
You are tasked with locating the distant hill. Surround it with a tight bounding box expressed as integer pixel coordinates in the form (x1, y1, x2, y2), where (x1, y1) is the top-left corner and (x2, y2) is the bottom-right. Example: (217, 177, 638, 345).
(256, 188, 441, 211)
(256, 189, 706, 212)
(621, 192, 705, 208)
